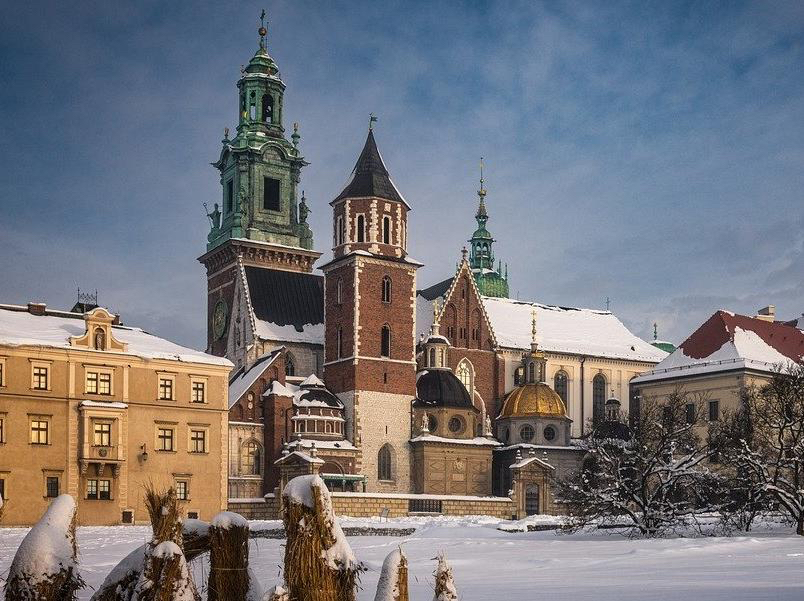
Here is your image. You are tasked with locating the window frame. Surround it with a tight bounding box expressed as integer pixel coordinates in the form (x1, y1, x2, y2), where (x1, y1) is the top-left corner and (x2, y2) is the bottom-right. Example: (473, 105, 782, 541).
(262, 176, 281, 212)
(0, 357, 6, 387)
(519, 424, 535, 442)
(382, 215, 391, 244)
(45, 475, 60, 498)
(0, 413, 5, 444)
(708, 399, 720, 422)
(241, 439, 262, 476)
(380, 324, 391, 358)
(190, 378, 207, 404)
(175, 480, 189, 501)
(31, 362, 50, 391)
(378, 444, 393, 481)
(157, 374, 176, 401)
(93, 421, 112, 447)
(156, 426, 176, 452)
(85, 367, 113, 396)
(188, 427, 208, 454)
(381, 276, 392, 304)
(356, 214, 366, 243)
(30, 417, 50, 445)
(554, 371, 569, 405)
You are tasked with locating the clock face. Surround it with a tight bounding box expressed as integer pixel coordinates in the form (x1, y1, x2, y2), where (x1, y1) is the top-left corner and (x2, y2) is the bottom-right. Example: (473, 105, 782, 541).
(212, 300, 228, 340)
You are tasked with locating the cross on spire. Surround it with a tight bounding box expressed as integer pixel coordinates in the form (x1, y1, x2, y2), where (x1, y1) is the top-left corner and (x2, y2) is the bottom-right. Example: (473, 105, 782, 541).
(258, 9, 268, 49)
(478, 156, 486, 199)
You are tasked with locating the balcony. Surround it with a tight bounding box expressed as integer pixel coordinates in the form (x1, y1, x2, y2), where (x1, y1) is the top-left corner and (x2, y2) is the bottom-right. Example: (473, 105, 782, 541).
(79, 444, 124, 477)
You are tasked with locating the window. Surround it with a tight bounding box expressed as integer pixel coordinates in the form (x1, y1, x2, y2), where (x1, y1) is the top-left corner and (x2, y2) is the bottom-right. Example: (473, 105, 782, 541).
(30, 419, 49, 444)
(528, 362, 535, 383)
(378, 444, 393, 481)
(158, 377, 174, 401)
(190, 429, 207, 453)
(381, 276, 391, 303)
(448, 416, 464, 434)
(0, 478, 5, 501)
(249, 91, 256, 120)
(285, 354, 295, 377)
(176, 480, 189, 501)
(226, 179, 234, 213)
(554, 371, 569, 404)
(93, 422, 111, 447)
(0, 416, 4, 443)
(336, 279, 342, 305)
(33, 365, 48, 390)
(263, 176, 280, 211)
(0, 359, 4, 386)
(157, 427, 174, 451)
(686, 403, 696, 425)
(382, 215, 391, 244)
(520, 424, 535, 442)
(241, 440, 261, 475)
(191, 380, 206, 403)
(543, 425, 556, 442)
(46, 476, 59, 498)
(709, 400, 720, 422)
(86, 372, 98, 394)
(87, 479, 111, 500)
(335, 215, 345, 246)
(356, 214, 365, 243)
(428, 348, 436, 367)
(261, 93, 273, 123)
(592, 374, 606, 425)
(457, 359, 473, 395)
(337, 327, 344, 359)
(427, 414, 438, 432)
(86, 371, 111, 395)
(380, 325, 391, 358)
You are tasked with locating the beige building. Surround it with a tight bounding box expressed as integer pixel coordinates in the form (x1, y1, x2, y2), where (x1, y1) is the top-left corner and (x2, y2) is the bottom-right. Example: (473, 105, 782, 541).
(0, 303, 232, 526)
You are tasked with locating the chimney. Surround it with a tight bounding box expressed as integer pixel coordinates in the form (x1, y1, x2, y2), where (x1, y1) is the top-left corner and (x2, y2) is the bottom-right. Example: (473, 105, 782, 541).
(27, 302, 47, 316)
(756, 305, 776, 322)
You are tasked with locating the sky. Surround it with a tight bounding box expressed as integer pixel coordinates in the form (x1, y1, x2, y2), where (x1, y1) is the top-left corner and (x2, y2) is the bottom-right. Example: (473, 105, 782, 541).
(1, 1, 803, 351)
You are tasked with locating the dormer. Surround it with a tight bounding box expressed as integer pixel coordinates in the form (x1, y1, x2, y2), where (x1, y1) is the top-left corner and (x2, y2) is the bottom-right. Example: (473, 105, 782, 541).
(69, 307, 127, 352)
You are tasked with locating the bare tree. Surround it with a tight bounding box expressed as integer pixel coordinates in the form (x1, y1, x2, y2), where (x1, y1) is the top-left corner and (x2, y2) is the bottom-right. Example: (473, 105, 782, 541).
(559, 388, 720, 537)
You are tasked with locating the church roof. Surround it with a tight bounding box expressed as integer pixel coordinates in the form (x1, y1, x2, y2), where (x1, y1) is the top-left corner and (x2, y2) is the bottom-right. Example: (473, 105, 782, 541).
(244, 266, 324, 345)
(632, 310, 804, 384)
(414, 369, 475, 409)
(333, 130, 409, 208)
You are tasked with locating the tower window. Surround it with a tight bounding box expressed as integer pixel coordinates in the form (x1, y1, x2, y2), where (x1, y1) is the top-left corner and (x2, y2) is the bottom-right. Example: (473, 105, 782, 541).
(261, 94, 273, 123)
(380, 324, 391, 358)
(225, 179, 234, 213)
(382, 215, 391, 244)
(336, 279, 342, 305)
(263, 177, 280, 211)
(337, 327, 343, 359)
(381, 276, 391, 303)
(356, 215, 365, 243)
(335, 216, 345, 246)
(249, 91, 256, 120)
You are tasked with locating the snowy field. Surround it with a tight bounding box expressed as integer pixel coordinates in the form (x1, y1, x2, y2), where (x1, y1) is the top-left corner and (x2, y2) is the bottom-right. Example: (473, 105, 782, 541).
(2, 515, 804, 600)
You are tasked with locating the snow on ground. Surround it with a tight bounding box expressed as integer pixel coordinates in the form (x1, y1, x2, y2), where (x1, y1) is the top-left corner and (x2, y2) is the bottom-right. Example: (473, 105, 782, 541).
(2, 516, 804, 600)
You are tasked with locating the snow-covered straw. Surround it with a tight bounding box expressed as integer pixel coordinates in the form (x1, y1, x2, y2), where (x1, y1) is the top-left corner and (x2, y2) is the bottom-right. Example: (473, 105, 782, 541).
(432, 553, 458, 601)
(374, 547, 409, 601)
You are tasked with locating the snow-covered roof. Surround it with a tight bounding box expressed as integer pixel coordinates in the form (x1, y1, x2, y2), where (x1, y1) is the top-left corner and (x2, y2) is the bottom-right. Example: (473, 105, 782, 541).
(633, 310, 804, 385)
(255, 320, 324, 345)
(288, 438, 356, 451)
(510, 455, 554, 470)
(0, 305, 232, 367)
(228, 349, 283, 408)
(409, 434, 501, 447)
(416, 295, 666, 363)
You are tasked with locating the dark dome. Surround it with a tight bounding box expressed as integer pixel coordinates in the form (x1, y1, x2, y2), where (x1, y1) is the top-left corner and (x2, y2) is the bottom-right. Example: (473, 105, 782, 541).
(297, 382, 343, 408)
(414, 369, 474, 409)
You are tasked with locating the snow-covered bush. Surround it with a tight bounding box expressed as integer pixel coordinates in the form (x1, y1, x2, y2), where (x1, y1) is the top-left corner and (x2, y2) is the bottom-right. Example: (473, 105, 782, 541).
(374, 548, 408, 601)
(432, 553, 458, 601)
(5, 494, 85, 600)
(282, 474, 364, 601)
(208, 511, 263, 601)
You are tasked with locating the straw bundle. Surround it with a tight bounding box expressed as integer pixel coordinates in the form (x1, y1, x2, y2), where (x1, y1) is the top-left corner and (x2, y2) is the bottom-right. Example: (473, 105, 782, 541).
(373, 548, 409, 601)
(5, 494, 85, 601)
(432, 553, 458, 601)
(136, 540, 198, 601)
(282, 475, 363, 601)
(265, 585, 290, 601)
(144, 484, 183, 546)
(208, 511, 263, 601)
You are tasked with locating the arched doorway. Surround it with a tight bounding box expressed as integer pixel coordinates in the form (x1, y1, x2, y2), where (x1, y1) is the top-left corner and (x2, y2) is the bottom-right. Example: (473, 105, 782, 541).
(525, 484, 540, 516)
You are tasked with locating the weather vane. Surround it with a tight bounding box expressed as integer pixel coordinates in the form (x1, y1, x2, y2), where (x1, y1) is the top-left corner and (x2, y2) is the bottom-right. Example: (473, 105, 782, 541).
(369, 113, 378, 130)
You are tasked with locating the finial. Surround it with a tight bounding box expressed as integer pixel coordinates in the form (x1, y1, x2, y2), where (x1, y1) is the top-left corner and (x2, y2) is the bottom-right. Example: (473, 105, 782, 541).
(223, 127, 230, 142)
(258, 9, 268, 49)
(461, 246, 468, 261)
(292, 122, 300, 147)
(369, 112, 378, 130)
(605, 296, 611, 311)
(478, 157, 487, 198)
(653, 322, 658, 341)
(531, 309, 538, 344)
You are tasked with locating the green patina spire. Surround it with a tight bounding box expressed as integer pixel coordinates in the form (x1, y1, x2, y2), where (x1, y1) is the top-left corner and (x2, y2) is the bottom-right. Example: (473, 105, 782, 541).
(468, 158, 509, 298)
(205, 12, 313, 252)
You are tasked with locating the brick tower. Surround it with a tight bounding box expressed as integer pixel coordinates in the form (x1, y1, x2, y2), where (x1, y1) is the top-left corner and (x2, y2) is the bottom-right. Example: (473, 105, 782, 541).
(322, 125, 421, 492)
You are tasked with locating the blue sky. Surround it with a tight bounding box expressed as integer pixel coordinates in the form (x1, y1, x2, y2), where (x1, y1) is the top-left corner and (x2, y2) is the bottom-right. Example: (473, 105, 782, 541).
(1, 1, 802, 350)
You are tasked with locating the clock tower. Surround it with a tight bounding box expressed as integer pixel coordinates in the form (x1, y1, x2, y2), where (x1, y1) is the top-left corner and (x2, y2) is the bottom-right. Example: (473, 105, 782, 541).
(199, 18, 321, 361)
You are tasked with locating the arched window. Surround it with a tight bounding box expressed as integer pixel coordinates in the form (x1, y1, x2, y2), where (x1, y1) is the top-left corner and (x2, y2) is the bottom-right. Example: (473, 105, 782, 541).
(456, 359, 473, 396)
(241, 440, 262, 475)
(337, 327, 343, 359)
(528, 362, 535, 383)
(593, 374, 606, 425)
(285, 354, 295, 377)
(356, 215, 365, 243)
(428, 347, 436, 367)
(382, 215, 391, 244)
(261, 94, 273, 123)
(249, 91, 256, 120)
(554, 371, 569, 405)
(335, 216, 345, 246)
(378, 444, 393, 481)
(381, 276, 391, 303)
(94, 327, 106, 350)
(380, 324, 391, 358)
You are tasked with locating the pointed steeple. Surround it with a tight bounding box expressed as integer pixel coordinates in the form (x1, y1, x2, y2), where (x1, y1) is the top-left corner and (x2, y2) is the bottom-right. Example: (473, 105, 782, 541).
(333, 127, 408, 207)
(468, 158, 509, 298)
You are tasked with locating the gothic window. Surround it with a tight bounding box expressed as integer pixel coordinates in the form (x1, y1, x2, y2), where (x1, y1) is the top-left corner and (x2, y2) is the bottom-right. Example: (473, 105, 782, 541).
(378, 444, 393, 481)
(593, 374, 606, 425)
(380, 324, 391, 358)
(456, 359, 473, 396)
(335, 215, 345, 246)
(225, 179, 234, 213)
(554, 371, 569, 405)
(241, 440, 262, 476)
(382, 215, 391, 244)
(337, 327, 343, 359)
(381, 276, 391, 303)
(356, 215, 365, 243)
(285, 354, 295, 377)
(261, 94, 273, 123)
(263, 177, 280, 211)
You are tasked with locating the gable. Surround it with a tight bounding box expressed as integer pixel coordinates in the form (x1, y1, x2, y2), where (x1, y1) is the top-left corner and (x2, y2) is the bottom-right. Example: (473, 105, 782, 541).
(435, 261, 497, 351)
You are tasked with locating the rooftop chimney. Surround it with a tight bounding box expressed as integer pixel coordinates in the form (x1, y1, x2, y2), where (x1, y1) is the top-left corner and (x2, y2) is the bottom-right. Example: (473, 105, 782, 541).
(756, 305, 776, 322)
(27, 302, 47, 316)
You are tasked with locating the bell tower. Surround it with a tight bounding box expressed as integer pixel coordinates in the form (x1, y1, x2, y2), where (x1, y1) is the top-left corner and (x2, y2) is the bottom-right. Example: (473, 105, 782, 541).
(322, 122, 421, 492)
(199, 15, 320, 357)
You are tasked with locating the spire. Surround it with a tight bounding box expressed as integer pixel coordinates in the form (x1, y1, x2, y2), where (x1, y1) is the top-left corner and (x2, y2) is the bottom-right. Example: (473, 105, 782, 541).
(476, 157, 488, 221)
(333, 127, 408, 206)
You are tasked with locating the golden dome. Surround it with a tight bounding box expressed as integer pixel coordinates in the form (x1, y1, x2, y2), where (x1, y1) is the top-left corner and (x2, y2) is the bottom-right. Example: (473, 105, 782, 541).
(499, 383, 567, 419)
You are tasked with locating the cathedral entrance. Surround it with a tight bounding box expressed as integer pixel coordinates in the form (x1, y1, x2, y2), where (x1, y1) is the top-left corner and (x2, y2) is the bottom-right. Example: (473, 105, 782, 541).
(525, 484, 540, 515)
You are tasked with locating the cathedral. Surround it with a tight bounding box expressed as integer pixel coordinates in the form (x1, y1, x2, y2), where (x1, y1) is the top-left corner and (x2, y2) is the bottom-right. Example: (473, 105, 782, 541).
(204, 23, 667, 513)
